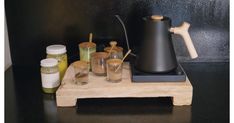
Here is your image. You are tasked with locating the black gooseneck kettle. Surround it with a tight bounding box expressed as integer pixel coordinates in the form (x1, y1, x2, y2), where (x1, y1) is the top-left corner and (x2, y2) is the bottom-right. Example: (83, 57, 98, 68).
(116, 15, 198, 73)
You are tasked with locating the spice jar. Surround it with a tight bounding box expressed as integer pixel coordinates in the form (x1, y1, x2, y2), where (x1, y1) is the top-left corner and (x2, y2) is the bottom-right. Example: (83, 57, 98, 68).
(91, 52, 109, 76)
(104, 41, 123, 59)
(46, 45, 68, 80)
(40, 58, 60, 93)
(79, 42, 96, 68)
(72, 61, 89, 85)
(106, 59, 123, 82)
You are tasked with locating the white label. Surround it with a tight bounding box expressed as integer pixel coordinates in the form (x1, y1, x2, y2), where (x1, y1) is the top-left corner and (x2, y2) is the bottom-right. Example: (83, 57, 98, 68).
(41, 72, 60, 88)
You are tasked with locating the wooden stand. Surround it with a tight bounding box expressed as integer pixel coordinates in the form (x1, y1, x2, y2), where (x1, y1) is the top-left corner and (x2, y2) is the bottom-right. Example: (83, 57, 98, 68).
(56, 62, 193, 107)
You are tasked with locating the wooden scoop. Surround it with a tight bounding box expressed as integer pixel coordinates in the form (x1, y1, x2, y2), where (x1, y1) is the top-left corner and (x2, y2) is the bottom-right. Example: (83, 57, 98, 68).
(115, 49, 131, 72)
(89, 33, 93, 43)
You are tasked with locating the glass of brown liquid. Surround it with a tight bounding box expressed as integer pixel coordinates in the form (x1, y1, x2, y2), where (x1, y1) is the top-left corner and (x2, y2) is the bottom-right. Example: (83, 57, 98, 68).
(91, 52, 109, 76)
(106, 59, 122, 82)
(72, 61, 89, 85)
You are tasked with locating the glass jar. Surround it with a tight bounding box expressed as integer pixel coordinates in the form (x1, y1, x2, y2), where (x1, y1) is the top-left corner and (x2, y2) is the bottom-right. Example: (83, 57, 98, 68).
(46, 45, 68, 80)
(104, 41, 123, 59)
(106, 59, 123, 82)
(91, 52, 109, 76)
(79, 42, 96, 68)
(40, 58, 60, 93)
(72, 61, 89, 85)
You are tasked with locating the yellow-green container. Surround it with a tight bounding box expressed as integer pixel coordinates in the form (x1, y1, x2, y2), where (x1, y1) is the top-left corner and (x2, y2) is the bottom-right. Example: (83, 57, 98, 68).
(46, 45, 68, 80)
(79, 42, 96, 68)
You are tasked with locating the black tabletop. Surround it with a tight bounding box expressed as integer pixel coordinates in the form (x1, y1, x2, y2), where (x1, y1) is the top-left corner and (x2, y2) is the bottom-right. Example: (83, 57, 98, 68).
(5, 62, 229, 123)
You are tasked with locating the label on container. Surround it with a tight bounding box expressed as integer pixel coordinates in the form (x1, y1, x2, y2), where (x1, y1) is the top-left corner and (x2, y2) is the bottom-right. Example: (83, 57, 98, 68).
(41, 72, 60, 88)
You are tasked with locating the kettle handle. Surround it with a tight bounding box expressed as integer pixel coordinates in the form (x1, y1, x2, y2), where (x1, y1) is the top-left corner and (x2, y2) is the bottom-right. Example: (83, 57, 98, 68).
(170, 22, 198, 59)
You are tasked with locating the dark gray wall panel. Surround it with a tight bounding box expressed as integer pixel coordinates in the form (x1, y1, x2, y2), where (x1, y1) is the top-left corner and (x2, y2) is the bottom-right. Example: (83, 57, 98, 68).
(5, 0, 229, 66)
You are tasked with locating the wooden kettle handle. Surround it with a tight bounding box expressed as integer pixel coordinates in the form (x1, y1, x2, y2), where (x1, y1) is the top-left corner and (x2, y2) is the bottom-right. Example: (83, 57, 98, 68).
(170, 22, 198, 59)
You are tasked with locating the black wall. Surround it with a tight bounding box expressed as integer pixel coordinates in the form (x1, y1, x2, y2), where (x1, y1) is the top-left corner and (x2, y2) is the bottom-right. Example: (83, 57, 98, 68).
(5, 0, 229, 67)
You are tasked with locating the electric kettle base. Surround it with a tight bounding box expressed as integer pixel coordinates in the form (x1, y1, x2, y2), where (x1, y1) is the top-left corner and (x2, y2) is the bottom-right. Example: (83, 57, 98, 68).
(131, 64, 186, 82)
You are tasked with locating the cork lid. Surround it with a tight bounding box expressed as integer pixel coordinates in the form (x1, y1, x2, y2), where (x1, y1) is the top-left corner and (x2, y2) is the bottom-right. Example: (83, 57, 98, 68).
(104, 41, 123, 53)
(107, 59, 122, 65)
(91, 52, 109, 59)
(151, 15, 164, 20)
(72, 61, 89, 69)
(79, 42, 96, 48)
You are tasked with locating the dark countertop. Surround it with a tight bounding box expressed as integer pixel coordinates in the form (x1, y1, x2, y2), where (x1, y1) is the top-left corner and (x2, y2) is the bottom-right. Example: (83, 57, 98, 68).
(5, 62, 229, 123)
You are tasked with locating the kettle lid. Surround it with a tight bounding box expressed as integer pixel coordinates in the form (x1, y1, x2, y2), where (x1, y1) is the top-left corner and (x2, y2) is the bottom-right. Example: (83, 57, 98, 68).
(143, 15, 172, 22)
(151, 15, 164, 20)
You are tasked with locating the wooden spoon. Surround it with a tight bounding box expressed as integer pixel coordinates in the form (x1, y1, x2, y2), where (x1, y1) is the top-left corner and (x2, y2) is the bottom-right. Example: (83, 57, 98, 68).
(107, 41, 117, 57)
(89, 33, 93, 43)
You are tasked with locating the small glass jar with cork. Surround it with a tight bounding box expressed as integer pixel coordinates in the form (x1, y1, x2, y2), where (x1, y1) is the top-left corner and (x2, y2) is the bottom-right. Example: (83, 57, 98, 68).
(106, 50, 131, 82)
(79, 33, 96, 68)
(104, 41, 123, 59)
(91, 52, 109, 76)
(72, 61, 89, 85)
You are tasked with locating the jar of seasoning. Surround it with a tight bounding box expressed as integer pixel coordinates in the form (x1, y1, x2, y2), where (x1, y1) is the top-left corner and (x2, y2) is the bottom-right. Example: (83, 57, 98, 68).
(91, 52, 109, 76)
(46, 45, 68, 80)
(40, 58, 60, 93)
(104, 41, 123, 59)
(79, 42, 96, 68)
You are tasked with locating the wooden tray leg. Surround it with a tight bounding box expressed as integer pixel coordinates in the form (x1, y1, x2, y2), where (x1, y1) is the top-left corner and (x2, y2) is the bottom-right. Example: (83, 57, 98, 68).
(56, 96, 77, 107)
(172, 93, 193, 106)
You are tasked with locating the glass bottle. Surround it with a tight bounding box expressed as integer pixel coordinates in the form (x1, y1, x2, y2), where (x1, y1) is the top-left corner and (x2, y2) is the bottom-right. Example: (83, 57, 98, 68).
(46, 45, 68, 80)
(40, 58, 60, 93)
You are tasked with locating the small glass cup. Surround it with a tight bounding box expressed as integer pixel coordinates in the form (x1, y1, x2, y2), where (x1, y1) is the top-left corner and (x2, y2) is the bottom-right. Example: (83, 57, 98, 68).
(91, 52, 109, 76)
(72, 61, 89, 85)
(106, 59, 123, 82)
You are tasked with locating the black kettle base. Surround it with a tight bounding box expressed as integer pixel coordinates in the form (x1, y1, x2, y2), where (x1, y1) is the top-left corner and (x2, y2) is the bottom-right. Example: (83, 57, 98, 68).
(131, 63, 186, 82)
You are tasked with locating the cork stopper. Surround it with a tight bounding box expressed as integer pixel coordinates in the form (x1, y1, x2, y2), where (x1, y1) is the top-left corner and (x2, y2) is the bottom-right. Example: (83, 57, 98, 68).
(104, 41, 123, 53)
(79, 42, 96, 48)
(151, 15, 163, 20)
(110, 41, 117, 47)
(91, 52, 109, 59)
(107, 59, 122, 66)
(72, 61, 89, 69)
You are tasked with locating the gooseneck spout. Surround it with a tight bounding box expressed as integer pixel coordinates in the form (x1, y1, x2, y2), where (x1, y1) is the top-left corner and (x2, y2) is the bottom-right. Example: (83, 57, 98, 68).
(115, 15, 137, 57)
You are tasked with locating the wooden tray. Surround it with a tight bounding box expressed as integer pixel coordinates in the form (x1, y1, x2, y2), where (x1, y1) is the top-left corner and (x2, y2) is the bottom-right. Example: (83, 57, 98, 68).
(56, 62, 193, 107)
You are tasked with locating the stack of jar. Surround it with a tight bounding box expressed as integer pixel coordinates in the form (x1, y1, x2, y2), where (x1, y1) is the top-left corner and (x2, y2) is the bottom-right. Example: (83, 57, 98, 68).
(74, 40, 124, 85)
(40, 45, 68, 93)
(40, 39, 125, 93)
